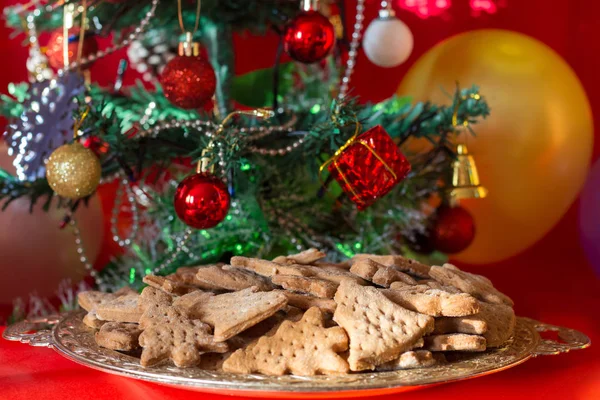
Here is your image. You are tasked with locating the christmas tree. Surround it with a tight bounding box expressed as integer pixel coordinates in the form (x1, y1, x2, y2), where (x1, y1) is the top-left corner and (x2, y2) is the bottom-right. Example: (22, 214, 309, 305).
(0, 0, 489, 300)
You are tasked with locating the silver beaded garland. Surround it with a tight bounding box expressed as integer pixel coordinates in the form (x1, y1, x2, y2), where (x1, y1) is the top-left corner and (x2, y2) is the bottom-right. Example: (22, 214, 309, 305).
(338, 0, 366, 101)
(70, 216, 103, 287)
(152, 228, 194, 274)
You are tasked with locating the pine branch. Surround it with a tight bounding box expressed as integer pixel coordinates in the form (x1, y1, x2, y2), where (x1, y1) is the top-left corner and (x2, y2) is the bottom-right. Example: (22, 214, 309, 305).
(5, 0, 300, 35)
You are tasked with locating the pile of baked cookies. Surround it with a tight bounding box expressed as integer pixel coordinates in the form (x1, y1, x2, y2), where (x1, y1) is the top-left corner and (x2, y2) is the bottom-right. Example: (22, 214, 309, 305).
(78, 249, 515, 376)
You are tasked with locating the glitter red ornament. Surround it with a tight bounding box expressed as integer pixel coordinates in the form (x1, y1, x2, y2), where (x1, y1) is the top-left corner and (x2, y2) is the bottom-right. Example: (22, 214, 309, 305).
(326, 125, 411, 210)
(284, 10, 336, 64)
(160, 55, 216, 110)
(174, 173, 230, 229)
(431, 205, 476, 254)
(45, 29, 99, 70)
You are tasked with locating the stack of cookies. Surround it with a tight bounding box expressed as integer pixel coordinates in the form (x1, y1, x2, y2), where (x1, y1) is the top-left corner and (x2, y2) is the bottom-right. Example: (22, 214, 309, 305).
(78, 249, 516, 376)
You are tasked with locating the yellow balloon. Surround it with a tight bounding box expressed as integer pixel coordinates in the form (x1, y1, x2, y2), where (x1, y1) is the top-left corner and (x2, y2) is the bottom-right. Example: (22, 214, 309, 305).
(398, 30, 594, 264)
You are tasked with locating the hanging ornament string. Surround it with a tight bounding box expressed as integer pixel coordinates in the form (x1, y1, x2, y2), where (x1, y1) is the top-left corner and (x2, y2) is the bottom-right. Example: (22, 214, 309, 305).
(58, 0, 160, 75)
(175, 0, 201, 55)
(177, 0, 201, 36)
(338, 0, 365, 101)
(75, 0, 88, 70)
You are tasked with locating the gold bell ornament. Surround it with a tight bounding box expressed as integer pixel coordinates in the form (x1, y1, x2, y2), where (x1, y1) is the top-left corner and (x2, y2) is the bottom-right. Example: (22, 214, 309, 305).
(447, 144, 488, 201)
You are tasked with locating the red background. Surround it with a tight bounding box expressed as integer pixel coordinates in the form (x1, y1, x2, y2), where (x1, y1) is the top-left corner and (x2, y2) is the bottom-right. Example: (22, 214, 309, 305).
(0, 0, 599, 399)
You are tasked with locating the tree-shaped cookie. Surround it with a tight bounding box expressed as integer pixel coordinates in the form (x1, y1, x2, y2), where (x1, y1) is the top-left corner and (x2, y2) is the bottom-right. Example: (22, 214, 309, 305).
(333, 280, 434, 371)
(223, 307, 350, 376)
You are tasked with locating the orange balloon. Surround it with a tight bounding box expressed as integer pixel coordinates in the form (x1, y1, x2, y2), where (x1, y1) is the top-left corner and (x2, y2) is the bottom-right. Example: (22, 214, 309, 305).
(398, 30, 594, 264)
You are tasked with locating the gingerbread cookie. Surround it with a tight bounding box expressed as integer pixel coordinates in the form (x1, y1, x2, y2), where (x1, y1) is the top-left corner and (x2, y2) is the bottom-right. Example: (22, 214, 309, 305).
(271, 275, 338, 298)
(167, 265, 224, 291)
(142, 275, 199, 296)
(433, 301, 515, 347)
(430, 264, 513, 306)
(95, 322, 142, 351)
(433, 317, 488, 335)
(376, 350, 437, 371)
(379, 285, 479, 317)
(95, 293, 142, 323)
(78, 291, 118, 312)
(424, 334, 486, 352)
(272, 248, 326, 265)
(138, 286, 173, 312)
(194, 264, 275, 292)
(223, 307, 349, 376)
(230, 256, 313, 277)
(305, 265, 368, 286)
(139, 305, 229, 367)
(352, 254, 431, 279)
(333, 280, 434, 371)
(274, 290, 337, 313)
(351, 258, 417, 287)
(188, 287, 288, 342)
(83, 312, 105, 329)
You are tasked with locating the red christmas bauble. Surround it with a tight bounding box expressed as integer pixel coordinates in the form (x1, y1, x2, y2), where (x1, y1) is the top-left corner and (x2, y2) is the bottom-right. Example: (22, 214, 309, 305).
(160, 55, 216, 109)
(45, 29, 99, 70)
(431, 205, 476, 254)
(284, 10, 336, 64)
(174, 173, 230, 229)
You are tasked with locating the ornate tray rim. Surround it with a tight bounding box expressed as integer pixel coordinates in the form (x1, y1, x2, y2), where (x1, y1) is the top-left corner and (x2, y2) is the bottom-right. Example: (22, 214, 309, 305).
(3, 311, 591, 398)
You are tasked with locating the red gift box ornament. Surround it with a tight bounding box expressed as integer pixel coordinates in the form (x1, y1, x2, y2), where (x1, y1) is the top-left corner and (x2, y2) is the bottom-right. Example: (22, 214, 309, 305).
(321, 125, 411, 210)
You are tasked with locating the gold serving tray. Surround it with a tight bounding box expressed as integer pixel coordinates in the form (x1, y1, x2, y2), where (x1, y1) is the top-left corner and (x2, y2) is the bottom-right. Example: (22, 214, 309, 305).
(3, 310, 590, 398)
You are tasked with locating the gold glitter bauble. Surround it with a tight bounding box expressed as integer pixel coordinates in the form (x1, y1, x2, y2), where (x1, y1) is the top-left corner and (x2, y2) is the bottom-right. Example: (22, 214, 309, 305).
(46, 142, 102, 199)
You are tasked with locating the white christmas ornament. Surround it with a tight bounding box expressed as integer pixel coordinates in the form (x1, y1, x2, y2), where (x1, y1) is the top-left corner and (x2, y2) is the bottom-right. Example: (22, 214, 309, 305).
(363, 7, 413, 68)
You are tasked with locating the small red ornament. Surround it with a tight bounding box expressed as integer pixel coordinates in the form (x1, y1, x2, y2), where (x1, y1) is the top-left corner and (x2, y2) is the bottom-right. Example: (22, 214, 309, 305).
(174, 173, 230, 229)
(327, 125, 411, 210)
(431, 205, 476, 254)
(284, 10, 336, 64)
(45, 29, 99, 70)
(160, 55, 216, 109)
(82, 136, 109, 157)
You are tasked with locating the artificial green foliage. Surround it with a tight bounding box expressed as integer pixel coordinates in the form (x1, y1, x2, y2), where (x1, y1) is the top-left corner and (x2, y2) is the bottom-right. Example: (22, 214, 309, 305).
(231, 63, 295, 107)
(1, 0, 490, 293)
